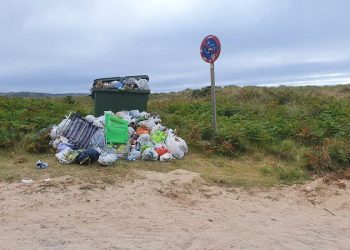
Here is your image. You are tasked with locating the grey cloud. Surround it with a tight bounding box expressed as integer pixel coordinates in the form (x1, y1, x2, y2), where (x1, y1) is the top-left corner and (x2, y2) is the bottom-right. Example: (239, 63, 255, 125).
(0, 0, 350, 93)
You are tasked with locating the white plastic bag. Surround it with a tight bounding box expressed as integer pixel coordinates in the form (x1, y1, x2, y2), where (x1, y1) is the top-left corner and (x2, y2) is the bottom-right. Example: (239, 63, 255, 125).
(153, 116, 161, 124)
(52, 138, 61, 149)
(98, 152, 118, 166)
(165, 133, 184, 160)
(160, 153, 173, 162)
(137, 134, 151, 145)
(89, 128, 105, 149)
(57, 118, 71, 135)
(138, 118, 156, 130)
(85, 115, 104, 128)
(55, 147, 75, 164)
(129, 110, 140, 118)
(142, 147, 159, 161)
(116, 111, 132, 123)
(152, 124, 166, 133)
(138, 111, 150, 120)
(56, 143, 71, 153)
(137, 79, 150, 90)
(85, 115, 96, 123)
(128, 127, 135, 136)
(175, 136, 188, 154)
(59, 136, 70, 144)
(50, 125, 58, 140)
(126, 148, 142, 161)
(96, 115, 105, 127)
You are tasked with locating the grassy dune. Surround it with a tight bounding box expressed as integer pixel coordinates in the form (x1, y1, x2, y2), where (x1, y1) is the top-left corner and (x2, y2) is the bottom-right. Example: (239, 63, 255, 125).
(1, 84, 350, 186)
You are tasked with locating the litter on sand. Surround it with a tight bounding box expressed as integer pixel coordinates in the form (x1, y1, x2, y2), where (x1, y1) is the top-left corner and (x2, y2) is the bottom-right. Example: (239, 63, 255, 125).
(21, 179, 33, 184)
(49, 110, 188, 166)
(36, 160, 48, 169)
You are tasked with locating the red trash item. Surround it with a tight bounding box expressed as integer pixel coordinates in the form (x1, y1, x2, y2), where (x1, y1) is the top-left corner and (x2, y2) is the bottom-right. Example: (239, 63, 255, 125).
(155, 146, 169, 156)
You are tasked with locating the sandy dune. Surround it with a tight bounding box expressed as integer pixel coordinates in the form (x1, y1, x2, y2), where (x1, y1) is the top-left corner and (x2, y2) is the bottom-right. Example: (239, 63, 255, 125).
(0, 169, 349, 250)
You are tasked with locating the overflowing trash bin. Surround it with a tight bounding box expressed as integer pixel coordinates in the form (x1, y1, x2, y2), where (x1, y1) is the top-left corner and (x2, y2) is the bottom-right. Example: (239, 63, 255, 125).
(91, 75, 151, 116)
(50, 110, 188, 166)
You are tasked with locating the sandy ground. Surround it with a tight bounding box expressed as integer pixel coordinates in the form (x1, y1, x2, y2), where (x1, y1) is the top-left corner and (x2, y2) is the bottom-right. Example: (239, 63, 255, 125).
(0, 169, 349, 250)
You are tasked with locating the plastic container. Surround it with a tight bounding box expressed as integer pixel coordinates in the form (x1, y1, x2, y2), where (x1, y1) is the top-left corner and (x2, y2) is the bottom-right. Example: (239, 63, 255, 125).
(91, 75, 150, 116)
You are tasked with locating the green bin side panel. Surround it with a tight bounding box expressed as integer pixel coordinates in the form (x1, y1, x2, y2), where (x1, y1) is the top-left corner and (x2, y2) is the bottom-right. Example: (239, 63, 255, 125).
(92, 89, 150, 116)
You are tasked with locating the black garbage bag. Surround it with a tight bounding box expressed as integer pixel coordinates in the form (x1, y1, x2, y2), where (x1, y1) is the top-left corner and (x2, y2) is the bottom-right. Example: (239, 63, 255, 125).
(75, 148, 100, 165)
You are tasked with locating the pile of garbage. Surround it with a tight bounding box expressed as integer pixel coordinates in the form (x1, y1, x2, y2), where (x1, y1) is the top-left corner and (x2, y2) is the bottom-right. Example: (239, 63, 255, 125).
(92, 77, 150, 91)
(50, 110, 188, 166)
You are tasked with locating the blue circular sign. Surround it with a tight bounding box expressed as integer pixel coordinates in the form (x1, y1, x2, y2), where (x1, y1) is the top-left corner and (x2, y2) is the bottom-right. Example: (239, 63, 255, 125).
(200, 35, 221, 63)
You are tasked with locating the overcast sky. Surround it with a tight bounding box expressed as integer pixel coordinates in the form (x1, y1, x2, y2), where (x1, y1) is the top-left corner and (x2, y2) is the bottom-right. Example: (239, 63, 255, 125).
(1, 0, 350, 93)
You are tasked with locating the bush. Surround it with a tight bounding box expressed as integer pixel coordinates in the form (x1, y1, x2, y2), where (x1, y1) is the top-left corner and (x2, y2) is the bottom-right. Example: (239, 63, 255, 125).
(211, 129, 246, 156)
(305, 139, 350, 173)
(200, 127, 215, 141)
(64, 95, 75, 105)
(192, 86, 211, 98)
(23, 128, 53, 153)
(0, 96, 79, 149)
(266, 139, 299, 161)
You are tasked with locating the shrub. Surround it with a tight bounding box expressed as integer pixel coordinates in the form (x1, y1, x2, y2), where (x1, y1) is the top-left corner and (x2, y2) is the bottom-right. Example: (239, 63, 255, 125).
(0, 96, 74, 148)
(305, 139, 350, 173)
(211, 129, 246, 156)
(23, 128, 53, 153)
(266, 139, 299, 161)
(64, 95, 75, 105)
(192, 86, 211, 98)
(200, 127, 215, 141)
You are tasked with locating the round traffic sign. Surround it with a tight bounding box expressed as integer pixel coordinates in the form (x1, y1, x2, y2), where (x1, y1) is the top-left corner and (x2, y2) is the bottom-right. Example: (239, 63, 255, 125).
(200, 35, 221, 63)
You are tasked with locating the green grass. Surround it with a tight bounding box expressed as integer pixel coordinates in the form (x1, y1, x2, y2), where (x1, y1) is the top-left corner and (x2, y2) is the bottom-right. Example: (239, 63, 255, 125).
(260, 165, 308, 184)
(2, 84, 350, 187)
(0, 149, 286, 188)
(149, 85, 350, 174)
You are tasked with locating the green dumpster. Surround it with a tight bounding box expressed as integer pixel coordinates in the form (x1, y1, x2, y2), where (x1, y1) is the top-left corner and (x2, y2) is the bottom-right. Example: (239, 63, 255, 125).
(91, 76, 150, 116)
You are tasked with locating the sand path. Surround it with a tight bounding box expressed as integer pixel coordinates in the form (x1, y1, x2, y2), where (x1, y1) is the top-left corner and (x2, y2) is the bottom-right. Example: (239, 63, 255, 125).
(0, 169, 349, 249)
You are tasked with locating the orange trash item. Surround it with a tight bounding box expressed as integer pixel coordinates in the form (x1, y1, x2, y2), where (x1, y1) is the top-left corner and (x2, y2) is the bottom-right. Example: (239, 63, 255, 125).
(136, 127, 150, 135)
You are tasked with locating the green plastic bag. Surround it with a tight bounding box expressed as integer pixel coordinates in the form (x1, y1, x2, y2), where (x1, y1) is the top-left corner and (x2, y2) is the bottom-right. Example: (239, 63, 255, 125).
(105, 114, 129, 144)
(140, 143, 152, 153)
(150, 130, 167, 143)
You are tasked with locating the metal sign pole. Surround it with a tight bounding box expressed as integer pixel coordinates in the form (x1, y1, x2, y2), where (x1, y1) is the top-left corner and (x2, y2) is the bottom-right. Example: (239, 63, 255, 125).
(200, 34, 220, 133)
(210, 62, 217, 132)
